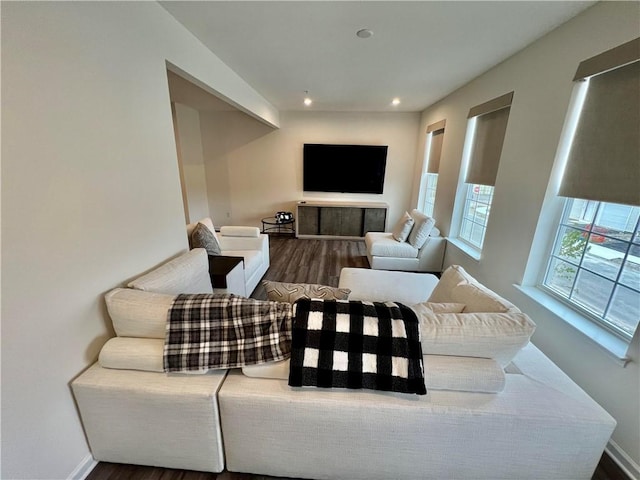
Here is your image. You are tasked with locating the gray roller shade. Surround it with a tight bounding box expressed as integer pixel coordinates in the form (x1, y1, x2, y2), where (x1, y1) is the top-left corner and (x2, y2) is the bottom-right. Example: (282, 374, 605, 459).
(465, 94, 513, 186)
(559, 38, 640, 206)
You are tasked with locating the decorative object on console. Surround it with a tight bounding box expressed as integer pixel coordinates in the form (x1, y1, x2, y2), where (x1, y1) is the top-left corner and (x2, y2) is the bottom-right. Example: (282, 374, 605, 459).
(288, 298, 426, 395)
(275, 211, 293, 222)
(391, 211, 415, 242)
(262, 280, 350, 303)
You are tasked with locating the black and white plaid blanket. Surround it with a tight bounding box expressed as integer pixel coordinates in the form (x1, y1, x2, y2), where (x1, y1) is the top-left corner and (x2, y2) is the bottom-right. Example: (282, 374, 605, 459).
(164, 293, 292, 373)
(288, 299, 426, 395)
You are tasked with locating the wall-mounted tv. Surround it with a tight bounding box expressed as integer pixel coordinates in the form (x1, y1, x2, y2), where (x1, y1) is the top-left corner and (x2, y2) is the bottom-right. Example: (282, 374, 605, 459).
(303, 143, 388, 194)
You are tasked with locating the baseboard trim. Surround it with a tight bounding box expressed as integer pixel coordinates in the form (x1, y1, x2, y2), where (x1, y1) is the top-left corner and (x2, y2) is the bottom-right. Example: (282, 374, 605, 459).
(607, 440, 640, 480)
(68, 453, 97, 480)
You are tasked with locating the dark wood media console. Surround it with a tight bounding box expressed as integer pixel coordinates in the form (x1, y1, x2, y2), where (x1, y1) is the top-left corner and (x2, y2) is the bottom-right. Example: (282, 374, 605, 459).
(296, 200, 388, 239)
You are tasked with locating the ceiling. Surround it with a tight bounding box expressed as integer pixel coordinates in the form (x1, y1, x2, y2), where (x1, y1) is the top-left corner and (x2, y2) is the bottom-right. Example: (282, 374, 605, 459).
(161, 1, 595, 112)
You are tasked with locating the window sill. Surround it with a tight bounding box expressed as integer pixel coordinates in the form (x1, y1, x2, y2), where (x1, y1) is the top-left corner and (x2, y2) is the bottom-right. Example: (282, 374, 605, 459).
(515, 285, 632, 366)
(447, 237, 482, 261)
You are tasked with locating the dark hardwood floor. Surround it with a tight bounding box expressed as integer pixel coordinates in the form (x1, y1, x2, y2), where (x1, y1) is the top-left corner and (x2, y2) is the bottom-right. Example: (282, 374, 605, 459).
(86, 236, 628, 480)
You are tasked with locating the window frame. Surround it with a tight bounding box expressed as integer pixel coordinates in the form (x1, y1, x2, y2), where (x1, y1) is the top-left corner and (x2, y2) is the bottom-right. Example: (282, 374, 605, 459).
(541, 198, 640, 341)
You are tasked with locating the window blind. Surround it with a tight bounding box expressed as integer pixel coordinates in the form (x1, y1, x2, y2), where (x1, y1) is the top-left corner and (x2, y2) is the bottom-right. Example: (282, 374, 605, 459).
(559, 38, 640, 206)
(426, 120, 446, 174)
(465, 92, 513, 186)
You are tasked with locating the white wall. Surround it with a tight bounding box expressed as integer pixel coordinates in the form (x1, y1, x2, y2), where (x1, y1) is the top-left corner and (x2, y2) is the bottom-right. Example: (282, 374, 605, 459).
(172, 103, 211, 223)
(416, 1, 639, 469)
(1, 3, 276, 478)
(200, 110, 421, 228)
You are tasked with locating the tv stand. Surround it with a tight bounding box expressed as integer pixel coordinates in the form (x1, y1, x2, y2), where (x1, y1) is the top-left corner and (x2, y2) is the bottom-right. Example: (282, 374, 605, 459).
(296, 200, 388, 239)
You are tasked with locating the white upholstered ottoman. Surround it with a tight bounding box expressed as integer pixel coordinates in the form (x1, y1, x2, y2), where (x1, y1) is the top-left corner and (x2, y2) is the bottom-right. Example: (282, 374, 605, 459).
(338, 267, 439, 305)
(72, 364, 227, 472)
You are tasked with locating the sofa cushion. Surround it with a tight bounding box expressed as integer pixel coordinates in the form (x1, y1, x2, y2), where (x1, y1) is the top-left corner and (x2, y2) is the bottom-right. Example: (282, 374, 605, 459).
(428, 265, 519, 312)
(418, 301, 466, 314)
(391, 211, 415, 242)
(407, 210, 435, 249)
(412, 303, 536, 366)
(241, 355, 505, 393)
(262, 280, 350, 303)
(191, 222, 221, 256)
(128, 248, 213, 295)
(99, 337, 164, 372)
(366, 232, 419, 258)
(105, 288, 174, 338)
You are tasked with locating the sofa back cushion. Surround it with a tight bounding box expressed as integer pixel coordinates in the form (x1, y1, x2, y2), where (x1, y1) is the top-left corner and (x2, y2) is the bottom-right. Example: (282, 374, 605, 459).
(127, 248, 213, 295)
(412, 302, 536, 366)
(428, 265, 519, 313)
(407, 210, 436, 249)
(391, 211, 415, 242)
(105, 288, 174, 338)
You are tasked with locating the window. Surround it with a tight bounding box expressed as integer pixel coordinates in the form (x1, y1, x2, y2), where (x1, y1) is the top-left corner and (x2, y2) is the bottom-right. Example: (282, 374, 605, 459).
(542, 38, 640, 343)
(456, 92, 513, 252)
(421, 173, 438, 217)
(418, 120, 445, 217)
(459, 184, 495, 249)
(543, 200, 640, 339)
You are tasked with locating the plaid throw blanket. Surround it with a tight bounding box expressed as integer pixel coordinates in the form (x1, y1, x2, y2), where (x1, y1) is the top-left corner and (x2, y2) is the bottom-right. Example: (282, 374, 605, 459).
(288, 299, 426, 395)
(164, 293, 292, 373)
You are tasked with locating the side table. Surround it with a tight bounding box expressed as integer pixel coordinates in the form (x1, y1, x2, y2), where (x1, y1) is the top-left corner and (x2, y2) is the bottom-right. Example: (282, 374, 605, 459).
(208, 255, 246, 297)
(261, 216, 295, 235)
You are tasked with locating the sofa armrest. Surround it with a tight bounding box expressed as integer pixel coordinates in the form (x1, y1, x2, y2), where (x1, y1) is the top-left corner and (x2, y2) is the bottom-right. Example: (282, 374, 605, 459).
(220, 226, 260, 238)
(417, 235, 446, 272)
(219, 233, 269, 256)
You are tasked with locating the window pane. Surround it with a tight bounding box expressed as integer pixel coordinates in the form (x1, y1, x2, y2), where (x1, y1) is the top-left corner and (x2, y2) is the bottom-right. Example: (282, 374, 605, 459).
(545, 257, 577, 298)
(553, 226, 587, 264)
(606, 284, 640, 337)
(566, 199, 597, 228)
(459, 184, 494, 250)
(582, 235, 627, 281)
(619, 244, 640, 290)
(594, 203, 639, 241)
(469, 222, 484, 248)
(572, 269, 614, 317)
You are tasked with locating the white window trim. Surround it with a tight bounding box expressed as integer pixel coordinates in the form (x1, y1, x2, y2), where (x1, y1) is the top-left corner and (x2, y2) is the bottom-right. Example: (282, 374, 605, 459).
(516, 285, 631, 365)
(451, 117, 486, 259)
(416, 133, 433, 211)
(518, 78, 635, 364)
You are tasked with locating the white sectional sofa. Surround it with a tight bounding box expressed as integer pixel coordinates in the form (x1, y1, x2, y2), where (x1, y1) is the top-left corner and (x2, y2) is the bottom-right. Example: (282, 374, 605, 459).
(365, 209, 446, 272)
(72, 251, 616, 479)
(186, 217, 269, 295)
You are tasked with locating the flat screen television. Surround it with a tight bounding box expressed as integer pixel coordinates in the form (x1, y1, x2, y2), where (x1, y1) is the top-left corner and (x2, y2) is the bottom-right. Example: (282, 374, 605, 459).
(303, 144, 388, 194)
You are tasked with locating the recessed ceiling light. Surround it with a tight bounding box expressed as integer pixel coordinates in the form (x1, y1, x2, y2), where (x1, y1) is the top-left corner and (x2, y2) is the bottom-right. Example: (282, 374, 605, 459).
(392, 98, 401, 106)
(356, 29, 373, 39)
(303, 91, 312, 106)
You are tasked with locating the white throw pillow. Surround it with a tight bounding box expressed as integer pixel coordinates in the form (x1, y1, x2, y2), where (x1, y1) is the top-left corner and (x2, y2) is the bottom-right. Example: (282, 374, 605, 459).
(391, 211, 415, 242)
(412, 304, 536, 366)
(407, 209, 435, 249)
(427, 265, 470, 303)
(451, 283, 511, 313)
